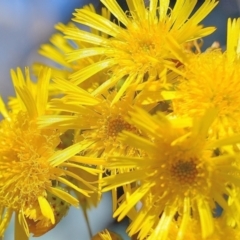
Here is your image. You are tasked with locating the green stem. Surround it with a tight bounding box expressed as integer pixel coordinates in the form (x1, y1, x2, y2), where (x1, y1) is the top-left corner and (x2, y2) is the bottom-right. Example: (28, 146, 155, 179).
(82, 207, 92, 238)
(14, 215, 28, 240)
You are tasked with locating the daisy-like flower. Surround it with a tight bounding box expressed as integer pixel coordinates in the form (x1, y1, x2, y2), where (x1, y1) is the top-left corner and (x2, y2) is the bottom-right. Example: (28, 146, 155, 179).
(38, 79, 149, 212)
(167, 218, 240, 240)
(99, 107, 240, 240)
(39, 78, 145, 158)
(65, 0, 218, 104)
(34, 4, 111, 92)
(92, 229, 123, 240)
(0, 68, 98, 237)
(169, 18, 240, 137)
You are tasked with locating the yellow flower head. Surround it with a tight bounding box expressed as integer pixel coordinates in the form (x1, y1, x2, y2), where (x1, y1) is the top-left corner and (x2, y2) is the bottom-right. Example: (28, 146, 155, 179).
(38, 79, 148, 212)
(167, 218, 240, 240)
(0, 68, 96, 236)
(171, 18, 240, 137)
(66, 0, 217, 104)
(92, 229, 123, 240)
(100, 107, 240, 240)
(39, 79, 144, 158)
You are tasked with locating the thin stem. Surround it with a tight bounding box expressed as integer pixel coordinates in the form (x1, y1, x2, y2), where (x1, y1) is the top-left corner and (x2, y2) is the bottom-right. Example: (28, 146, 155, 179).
(82, 206, 92, 238)
(14, 215, 28, 240)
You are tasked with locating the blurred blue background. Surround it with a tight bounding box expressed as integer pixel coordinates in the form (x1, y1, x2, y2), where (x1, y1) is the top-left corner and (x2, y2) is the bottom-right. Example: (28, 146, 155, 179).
(0, 0, 240, 239)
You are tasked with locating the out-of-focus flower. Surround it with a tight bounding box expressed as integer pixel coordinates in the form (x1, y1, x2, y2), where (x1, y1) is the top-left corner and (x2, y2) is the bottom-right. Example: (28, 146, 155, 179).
(34, 4, 111, 93)
(38, 80, 149, 211)
(65, 0, 218, 104)
(167, 218, 240, 240)
(92, 229, 123, 240)
(99, 107, 240, 240)
(2, 1, 240, 239)
(166, 18, 240, 137)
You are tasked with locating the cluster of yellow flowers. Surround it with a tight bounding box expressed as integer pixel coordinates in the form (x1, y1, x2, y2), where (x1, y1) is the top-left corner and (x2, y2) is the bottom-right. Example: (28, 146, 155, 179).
(2, 0, 240, 239)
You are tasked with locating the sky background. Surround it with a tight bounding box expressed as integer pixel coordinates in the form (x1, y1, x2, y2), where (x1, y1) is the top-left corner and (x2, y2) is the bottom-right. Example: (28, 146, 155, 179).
(0, 1, 240, 239)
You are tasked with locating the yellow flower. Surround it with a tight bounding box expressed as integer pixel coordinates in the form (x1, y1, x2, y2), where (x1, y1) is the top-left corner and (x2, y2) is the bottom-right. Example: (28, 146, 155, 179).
(92, 229, 123, 240)
(100, 107, 240, 240)
(167, 218, 240, 240)
(39, 79, 145, 158)
(34, 4, 111, 92)
(66, 0, 217, 104)
(0, 68, 97, 237)
(38, 79, 149, 212)
(169, 18, 240, 137)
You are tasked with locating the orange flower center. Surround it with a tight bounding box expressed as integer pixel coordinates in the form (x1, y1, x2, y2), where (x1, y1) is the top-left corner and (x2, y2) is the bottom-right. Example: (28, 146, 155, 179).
(170, 159, 198, 184)
(106, 115, 136, 139)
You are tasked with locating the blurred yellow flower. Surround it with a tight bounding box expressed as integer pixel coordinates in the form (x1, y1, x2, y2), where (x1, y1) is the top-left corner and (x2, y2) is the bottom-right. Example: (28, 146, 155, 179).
(170, 18, 240, 137)
(2, 0, 240, 239)
(34, 4, 111, 92)
(100, 107, 240, 240)
(167, 218, 240, 240)
(92, 229, 123, 240)
(66, 0, 217, 104)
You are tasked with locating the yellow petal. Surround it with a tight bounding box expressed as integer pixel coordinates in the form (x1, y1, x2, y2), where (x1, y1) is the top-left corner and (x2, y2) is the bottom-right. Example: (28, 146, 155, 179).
(15, 86, 38, 118)
(73, 8, 120, 37)
(101, 0, 129, 26)
(197, 199, 214, 238)
(0, 96, 9, 119)
(38, 196, 55, 224)
(48, 187, 79, 207)
(49, 142, 83, 167)
(36, 67, 51, 116)
(69, 59, 115, 85)
(58, 177, 92, 197)
(0, 208, 13, 236)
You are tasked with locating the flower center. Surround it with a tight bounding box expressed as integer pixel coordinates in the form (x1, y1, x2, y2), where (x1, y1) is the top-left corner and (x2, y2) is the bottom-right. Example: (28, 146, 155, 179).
(106, 115, 135, 139)
(170, 159, 198, 184)
(109, 19, 166, 75)
(0, 112, 61, 210)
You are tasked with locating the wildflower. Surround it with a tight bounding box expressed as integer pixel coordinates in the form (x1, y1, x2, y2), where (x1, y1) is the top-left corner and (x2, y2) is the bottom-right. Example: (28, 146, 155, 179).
(65, 0, 217, 104)
(0, 68, 97, 237)
(38, 79, 149, 212)
(167, 218, 240, 240)
(100, 107, 240, 240)
(39, 79, 144, 158)
(92, 229, 123, 240)
(169, 18, 240, 137)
